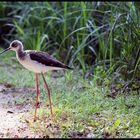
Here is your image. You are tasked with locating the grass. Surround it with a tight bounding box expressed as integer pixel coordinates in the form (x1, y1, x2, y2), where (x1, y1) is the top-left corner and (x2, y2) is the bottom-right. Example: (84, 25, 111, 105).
(0, 2, 140, 138)
(0, 48, 140, 138)
(1, 2, 139, 73)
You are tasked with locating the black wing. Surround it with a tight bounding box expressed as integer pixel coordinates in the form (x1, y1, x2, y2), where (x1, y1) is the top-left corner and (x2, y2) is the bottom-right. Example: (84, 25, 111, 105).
(29, 51, 72, 69)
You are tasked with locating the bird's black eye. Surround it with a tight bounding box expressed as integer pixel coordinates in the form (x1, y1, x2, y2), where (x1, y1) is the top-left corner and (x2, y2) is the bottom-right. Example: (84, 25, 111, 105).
(11, 42, 18, 48)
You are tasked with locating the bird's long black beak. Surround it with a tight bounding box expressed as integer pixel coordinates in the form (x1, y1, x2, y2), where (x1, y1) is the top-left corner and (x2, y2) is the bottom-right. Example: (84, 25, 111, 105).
(0, 47, 10, 55)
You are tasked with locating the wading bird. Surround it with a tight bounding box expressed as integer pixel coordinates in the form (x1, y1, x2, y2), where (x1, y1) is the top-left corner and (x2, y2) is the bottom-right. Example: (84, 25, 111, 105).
(0, 40, 72, 121)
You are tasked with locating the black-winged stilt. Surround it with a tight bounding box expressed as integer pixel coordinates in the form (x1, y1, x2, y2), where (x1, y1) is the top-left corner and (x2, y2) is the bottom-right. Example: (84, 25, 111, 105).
(0, 40, 72, 121)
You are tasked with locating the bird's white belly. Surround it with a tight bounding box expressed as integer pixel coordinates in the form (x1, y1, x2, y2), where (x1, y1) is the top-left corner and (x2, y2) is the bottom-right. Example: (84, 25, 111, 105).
(17, 56, 62, 73)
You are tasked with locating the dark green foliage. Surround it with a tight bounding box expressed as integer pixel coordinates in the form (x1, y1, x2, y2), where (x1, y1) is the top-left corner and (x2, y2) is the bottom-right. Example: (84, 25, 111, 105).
(0, 1, 139, 86)
(1, 2, 140, 79)
(0, 2, 140, 138)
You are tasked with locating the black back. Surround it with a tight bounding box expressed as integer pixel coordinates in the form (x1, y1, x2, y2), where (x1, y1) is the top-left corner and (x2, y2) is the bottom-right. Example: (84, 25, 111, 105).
(29, 51, 72, 69)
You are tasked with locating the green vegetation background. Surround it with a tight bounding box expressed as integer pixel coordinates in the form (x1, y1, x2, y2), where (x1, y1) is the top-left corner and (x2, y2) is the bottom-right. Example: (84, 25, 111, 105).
(0, 2, 140, 138)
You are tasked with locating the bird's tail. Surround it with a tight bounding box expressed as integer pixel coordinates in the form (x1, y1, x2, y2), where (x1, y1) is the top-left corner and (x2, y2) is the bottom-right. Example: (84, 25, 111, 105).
(66, 65, 73, 70)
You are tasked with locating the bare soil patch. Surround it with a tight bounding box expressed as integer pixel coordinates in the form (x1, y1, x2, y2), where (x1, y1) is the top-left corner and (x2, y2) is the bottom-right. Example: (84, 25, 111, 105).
(0, 83, 36, 138)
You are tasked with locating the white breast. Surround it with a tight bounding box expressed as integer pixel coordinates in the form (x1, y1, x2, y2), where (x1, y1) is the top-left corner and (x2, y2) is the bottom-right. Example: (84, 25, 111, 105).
(16, 51, 63, 73)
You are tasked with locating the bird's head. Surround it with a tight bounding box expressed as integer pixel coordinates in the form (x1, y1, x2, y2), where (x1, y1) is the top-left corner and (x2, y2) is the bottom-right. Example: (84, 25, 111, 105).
(0, 40, 24, 55)
(9, 40, 23, 51)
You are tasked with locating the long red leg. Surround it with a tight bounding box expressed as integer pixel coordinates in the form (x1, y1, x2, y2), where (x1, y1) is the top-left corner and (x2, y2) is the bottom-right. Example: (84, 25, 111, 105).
(34, 73, 39, 121)
(41, 72, 53, 117)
